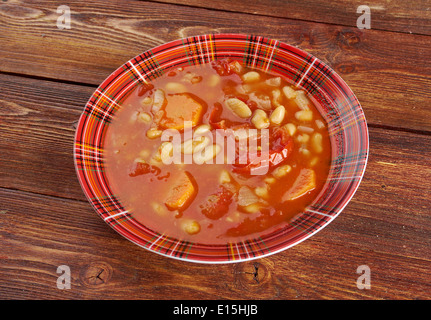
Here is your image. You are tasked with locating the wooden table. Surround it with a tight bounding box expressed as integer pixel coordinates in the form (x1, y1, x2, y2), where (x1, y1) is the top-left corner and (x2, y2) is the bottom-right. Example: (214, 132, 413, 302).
(1, 0, 430, 300)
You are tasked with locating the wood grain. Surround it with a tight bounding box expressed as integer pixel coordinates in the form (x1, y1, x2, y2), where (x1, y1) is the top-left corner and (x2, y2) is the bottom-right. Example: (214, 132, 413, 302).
(149, 0, 431, 35)
(0, 74, 93, 201)
(1, 76, 430, 299)
(0, 0, 430, 132)
(1, 0, 430, 301)
(1, 187, 430, 300)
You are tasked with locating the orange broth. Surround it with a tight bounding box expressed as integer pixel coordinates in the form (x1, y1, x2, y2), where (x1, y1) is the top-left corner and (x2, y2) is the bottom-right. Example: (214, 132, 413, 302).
(104, 59, 331, 244)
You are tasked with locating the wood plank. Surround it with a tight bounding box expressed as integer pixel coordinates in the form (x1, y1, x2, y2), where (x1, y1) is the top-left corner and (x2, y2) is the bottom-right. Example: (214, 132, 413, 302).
(1, 72, 431, 231)
(1, 187, 430, 300)
(0, 0, 430, 132)
(149, 0, 431, 35)
(327, 129, 431, 261)
(0, 75, 93, 201)
(1, 0, 430, 302)
(0, 75, 431, 288)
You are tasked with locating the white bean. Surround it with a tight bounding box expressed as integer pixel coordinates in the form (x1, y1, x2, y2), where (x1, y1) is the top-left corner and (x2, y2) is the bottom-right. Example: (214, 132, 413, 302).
(296, 133, 310, 144)
(225, 98, 252, 118)
(297, 125, 314, 133)
(165, 82, 187, 93)
(181, 139, 194, 155)
(252, 109, 270, 129)
(295, 110, 313, 122)
(242, 71, 260, 83)
(181, 136, 210, 154)
(180, 219, 201, 235)
(282, 86, 297, 99)
(255, 186, 269, 199)
(192, 137, 211, 154)
(193, 144, 221, 164)
(146, 128, 163, 139)
(271, 89, 282, 107)
(137, 112, 152, 123)
(141, 96, 153, 106)
(265, 77, 281, 87)
(152, 89, 166, 112)
(264, 177, 276, 184)
(294, 90, 311, 110)
(160, 142, 174, 164)
(194, 124, 212, 136)
(272, 164, 292, 178)
(270, 105, 286, 125)
(311, 132, 323, 153)
(284, 123, 297, 136)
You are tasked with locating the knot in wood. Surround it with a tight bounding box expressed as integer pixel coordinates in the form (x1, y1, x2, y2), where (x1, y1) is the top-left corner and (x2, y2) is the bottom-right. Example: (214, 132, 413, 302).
(299, 32, 315, 45)
(336, 63, 356, 74)
(233, 261, 269, 289)
(336, 30, 362, 48)
(80, 261, 112, 287)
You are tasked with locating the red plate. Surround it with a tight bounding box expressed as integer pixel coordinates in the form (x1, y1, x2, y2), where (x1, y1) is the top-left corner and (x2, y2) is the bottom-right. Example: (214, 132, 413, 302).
(74, 34, 369, 263)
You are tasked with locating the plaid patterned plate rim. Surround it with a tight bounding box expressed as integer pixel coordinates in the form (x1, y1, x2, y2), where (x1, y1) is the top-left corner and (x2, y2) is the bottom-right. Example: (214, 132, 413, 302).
(74, 34, 369, 263)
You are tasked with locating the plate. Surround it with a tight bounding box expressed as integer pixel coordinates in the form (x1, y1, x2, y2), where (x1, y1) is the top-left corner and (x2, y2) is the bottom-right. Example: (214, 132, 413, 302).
(74, 34, 368, 263)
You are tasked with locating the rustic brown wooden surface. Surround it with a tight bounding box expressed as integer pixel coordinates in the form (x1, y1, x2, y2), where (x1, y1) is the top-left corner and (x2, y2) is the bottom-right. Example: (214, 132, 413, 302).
(1, 0, 430, 300)
(1, 0, 430, 133)
(151, 0, 431, 35)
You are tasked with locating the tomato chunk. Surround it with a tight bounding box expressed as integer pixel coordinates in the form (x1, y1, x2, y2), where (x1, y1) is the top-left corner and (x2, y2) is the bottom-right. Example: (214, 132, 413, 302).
(200, 186, 234, 220)
(129, 162, 161, 177)
(232, 135, 294, 175)
(211, 58, 240, 76)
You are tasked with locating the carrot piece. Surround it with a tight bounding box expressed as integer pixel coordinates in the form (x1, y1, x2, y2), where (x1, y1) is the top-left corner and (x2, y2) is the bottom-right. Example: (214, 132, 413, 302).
(159, 93, 204, 130)
(282, 168, 316, 201)
(165, 171, 198, 211)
